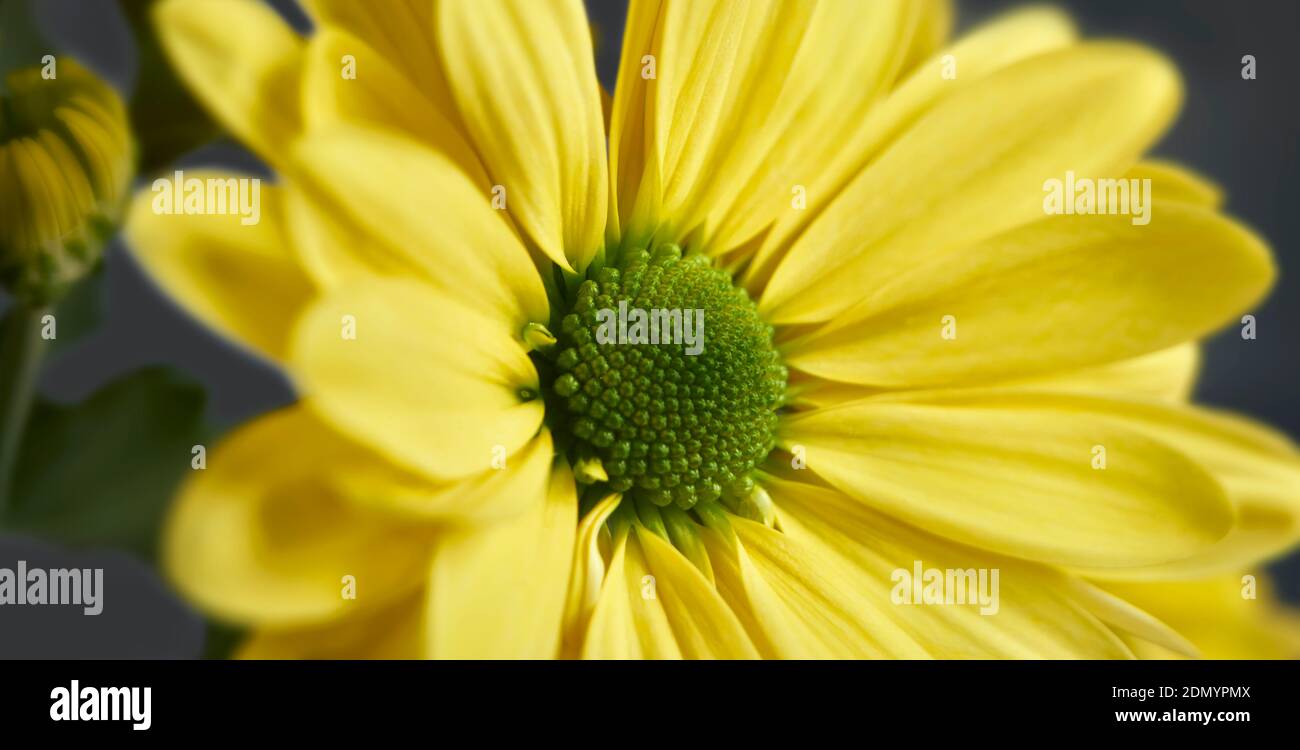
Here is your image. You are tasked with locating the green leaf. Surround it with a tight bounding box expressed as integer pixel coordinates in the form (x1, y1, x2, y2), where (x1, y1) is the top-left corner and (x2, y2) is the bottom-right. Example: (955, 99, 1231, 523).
(6, 366, 209, 561)
(118, 0, 224, 174)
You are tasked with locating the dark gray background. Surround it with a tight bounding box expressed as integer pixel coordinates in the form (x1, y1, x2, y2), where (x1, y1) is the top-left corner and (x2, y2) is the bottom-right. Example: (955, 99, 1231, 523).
(2, 0, 1296, 656)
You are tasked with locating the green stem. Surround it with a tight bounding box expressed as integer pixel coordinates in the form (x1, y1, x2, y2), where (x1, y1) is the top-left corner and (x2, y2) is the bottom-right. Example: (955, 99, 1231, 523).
(0, 301, 48, 519)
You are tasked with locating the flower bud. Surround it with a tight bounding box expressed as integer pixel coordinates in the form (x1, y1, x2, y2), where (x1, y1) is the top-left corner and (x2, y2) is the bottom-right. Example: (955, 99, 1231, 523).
(0, 58, 133, 303)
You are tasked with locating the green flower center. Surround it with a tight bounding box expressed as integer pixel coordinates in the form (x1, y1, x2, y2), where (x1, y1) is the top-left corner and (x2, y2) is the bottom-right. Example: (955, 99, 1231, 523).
(538, 244, 786, 511)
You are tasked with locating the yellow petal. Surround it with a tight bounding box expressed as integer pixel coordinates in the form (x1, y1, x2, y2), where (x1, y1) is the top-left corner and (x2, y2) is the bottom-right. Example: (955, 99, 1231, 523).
(125, 173, 314, 364)
(580, 520, 755, 659)
(611, 0, 918, 255)
(1125, 160, 1223, 208)
(785, 377, 882, 410)
(768, 477, 1135, 658)
(240, 595, 423, 659)
(788, 344, 1201, 409)
(703, 0, 923, 255)
(34, 130, 95, 227)
(339, 431, 556, 526)
(611, 0, 776, 247)
(897, 0, 954, 74)
(291, 277, 543, 481)
(57, 90, 134, 207)
(1063, 578, 1197, 657)
(301, 0, 462, 127)
(634, 526, 759, 658)
(704, 514, 929, 658)
(436, 0, 607, 271)
(300, 28, 488, 189)
(784, 202, 1272, 387)
(561, 493, 623, 657)
(38, 136, 87, 230)
(658, 504, 714, 583)
(779, 394, 1234, 568)
(744, 6, 1078, 293)
(1105, 500, 1299, 580)
(155, 0, 303, 165)
(1100, 576, 1300, 659)
(164, 407, 434, 627)
(605, 0, 660, 245)
(994, 344, 1200, 402)
(760, 42, 1182, 324)
(3, 139, 73, 254)
(890, 390, 1300, 579)
(280, 184, 376, 288)
(942, 390, 1300, 579)
(291, 125, 548, 329)
(580, 527, 680, 658)
(426, 460, 574, 659)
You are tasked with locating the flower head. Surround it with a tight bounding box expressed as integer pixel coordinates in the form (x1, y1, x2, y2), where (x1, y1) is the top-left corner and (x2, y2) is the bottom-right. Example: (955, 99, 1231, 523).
(129, 0, 1300, 659)
(1, 58, 132, 302)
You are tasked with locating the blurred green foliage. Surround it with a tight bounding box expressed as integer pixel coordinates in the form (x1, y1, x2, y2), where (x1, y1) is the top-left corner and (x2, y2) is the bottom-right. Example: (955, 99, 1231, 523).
(119, 0, 223, 174)
(0, 0, 243, 655)
(6, 366, 208, 562)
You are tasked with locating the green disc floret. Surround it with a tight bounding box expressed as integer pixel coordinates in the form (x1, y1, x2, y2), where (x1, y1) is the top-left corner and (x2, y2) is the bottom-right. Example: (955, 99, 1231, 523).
(542, 244, 786, 510)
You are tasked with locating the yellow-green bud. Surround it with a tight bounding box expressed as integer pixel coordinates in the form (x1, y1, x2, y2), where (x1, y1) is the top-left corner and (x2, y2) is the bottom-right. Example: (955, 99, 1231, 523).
(1, 58, 134, 303)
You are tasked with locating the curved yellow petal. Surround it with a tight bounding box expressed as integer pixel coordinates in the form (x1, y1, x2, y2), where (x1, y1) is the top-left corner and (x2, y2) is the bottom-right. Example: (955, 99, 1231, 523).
(768, 477, 1136, 658)
(580, 520, 756, 659)
(863, 388, 1300, 578)
(1063, 578, 1197, 657)
(784, 377, 881, 410)
(561, 493, 622, 657)
(125, 173, 314, 364)
(605, 0, 660, 245)
(301, 0, 461, 126)
(744, 6, 1078, 293)
(940, 392, 1300, 506)
(1125, 159, 1223, 208)
(1100, 576, 1300, 659)
(240, 595, 423, 659)
(611, 0, 779, 247)
(760, 42, 1182, 324)
(155, 0, 303, 165)
(300, 28, 487, 189)
(164, 407, 434, 627)
(779, 394, 1234, 568)
(291, 277, 544, 481)
(897, 0, 954, 74)
(955, 391, 1300, 579)
(786, 344, 1200, 409)
(705, 0, 923, 256)
(291, 126, 548, 329)
(610, 0, 917, 255)
(633, 526, 759, 658)
(580, 527, 679, 658)
(426, 460, 574, 659)
(996, 344, 1200, 403)
(280, 183, 375, 288)
(436, 0, 607, 271)
(706, 514, 930, 659)
(1101, 500, 1299, 581)
(784, 202, 1272, 387)
(31, 131, 93, 233)
(339, 431, 555, 526)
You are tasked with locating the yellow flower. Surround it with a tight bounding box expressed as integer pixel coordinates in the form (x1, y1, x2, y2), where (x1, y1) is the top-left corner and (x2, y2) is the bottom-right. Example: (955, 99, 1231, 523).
(127, 0, 1300, 658)
(1, 58, 132, 301)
